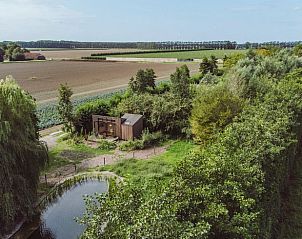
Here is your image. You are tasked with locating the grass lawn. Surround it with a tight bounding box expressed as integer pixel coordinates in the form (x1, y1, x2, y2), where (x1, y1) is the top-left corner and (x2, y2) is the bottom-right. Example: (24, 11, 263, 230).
(104, 49, 247, 59)
(99, 140, 197, 180)
(44, 139, 114, 173)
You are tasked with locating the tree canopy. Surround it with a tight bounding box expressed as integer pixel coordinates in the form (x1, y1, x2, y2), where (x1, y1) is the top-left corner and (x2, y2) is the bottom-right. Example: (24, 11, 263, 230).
(79, 49, 302, 239)
(0, 76, 48, 236)
(129, 69, 156, 94)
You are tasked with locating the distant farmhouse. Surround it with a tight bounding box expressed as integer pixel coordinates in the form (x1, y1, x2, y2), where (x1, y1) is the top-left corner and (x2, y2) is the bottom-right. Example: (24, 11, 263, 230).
(92, 113, 143, 140)
(24, 52, 46, 61)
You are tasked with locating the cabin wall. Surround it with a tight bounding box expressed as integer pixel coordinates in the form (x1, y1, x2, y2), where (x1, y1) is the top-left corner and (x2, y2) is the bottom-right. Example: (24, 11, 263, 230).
(132, 117, 144, 139)
(121, 125, 133, 140)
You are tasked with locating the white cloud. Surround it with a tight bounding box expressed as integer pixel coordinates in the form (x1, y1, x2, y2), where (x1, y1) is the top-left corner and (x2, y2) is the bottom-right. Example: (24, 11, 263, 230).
(294, 6, 302, 11)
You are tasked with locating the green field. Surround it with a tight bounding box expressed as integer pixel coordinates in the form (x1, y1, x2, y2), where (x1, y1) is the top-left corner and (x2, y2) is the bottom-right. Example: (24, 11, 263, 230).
(105, 49, 247, 59)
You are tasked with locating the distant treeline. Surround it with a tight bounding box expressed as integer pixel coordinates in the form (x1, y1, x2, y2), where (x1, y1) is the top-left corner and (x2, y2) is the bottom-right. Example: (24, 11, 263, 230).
(2, 40, 301, 50)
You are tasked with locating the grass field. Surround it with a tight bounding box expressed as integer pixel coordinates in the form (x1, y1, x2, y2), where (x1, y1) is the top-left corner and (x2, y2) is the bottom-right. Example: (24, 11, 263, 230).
(100, 140, 197, 180)
(105, 49, 247, 59)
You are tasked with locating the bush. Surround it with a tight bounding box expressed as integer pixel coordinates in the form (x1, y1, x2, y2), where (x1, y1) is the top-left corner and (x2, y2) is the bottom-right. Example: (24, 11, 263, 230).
(98, 139, 117, 151)
(189, 72, 203, 84)
(141, 130, 165, 147)
(119, 131, 165, 152)
(119, 140, 144, 151)
(154, 81, 171, 94)
(73, 99, 110, 134)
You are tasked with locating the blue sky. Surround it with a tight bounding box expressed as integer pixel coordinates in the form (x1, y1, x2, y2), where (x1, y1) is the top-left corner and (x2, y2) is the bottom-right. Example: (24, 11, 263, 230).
(0, 0, 301, 42)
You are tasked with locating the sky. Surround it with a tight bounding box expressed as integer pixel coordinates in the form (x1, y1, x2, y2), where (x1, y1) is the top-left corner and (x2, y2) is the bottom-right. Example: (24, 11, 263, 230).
(0, 0, 301, 43)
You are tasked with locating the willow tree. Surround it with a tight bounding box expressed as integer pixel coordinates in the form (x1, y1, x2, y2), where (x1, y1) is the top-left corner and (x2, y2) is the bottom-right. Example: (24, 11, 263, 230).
(0, 76, 48, 235)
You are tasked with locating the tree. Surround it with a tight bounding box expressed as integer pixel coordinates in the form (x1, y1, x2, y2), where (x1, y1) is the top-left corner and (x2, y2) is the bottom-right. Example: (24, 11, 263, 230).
(293, 44, 302, 57)
(209, 55, 218, 74)
(0, 76, 48, 236)
(170, 65, 191, 99)
(199, 56, 218, 75)
(0, 48, 4, 62)
(190, 84, 243, 144)
(58, 83, 73, 132)
(128, 69, 156, 93)
(199, 57, 211, 74)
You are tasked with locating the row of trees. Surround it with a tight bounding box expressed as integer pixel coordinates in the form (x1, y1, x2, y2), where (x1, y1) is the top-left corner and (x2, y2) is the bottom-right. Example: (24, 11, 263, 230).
(4, 40, 301, 50)
(78, 48, 302, 238)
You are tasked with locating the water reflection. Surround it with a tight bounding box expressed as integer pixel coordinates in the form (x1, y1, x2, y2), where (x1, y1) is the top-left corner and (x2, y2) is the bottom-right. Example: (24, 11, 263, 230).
(28, 180, 107, 239)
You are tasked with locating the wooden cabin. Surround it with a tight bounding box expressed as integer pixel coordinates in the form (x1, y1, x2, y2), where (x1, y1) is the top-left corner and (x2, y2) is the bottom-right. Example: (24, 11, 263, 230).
(92, 113, 143, 140)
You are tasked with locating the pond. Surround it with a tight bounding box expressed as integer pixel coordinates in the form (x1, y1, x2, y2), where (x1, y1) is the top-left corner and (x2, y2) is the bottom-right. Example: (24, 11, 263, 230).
(17, 180, 107, 239)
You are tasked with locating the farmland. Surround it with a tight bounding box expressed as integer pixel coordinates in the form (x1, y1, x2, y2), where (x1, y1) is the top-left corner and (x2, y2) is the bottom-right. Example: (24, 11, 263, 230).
(30, 48, 147, 60)
(103, 49, 247, 59)
(0, 61, 199, 103)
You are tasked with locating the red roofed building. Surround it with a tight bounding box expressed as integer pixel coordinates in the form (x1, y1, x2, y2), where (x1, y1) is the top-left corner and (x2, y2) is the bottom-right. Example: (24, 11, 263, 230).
(24, 52, 46, 60)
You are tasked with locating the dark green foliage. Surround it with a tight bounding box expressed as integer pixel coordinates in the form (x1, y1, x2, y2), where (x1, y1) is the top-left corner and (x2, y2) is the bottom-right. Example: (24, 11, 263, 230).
(0, 48, 4, 62)
(170, 65, 191, 99)
(73, 99, 110, 134)
(58, 84, 73, 132)
(199, 55, 218, 75)
(0, 77, 48, 236)
(129, 69, 156, 94)
(79, 52, 302, 238)
(116, 92, 191, 135)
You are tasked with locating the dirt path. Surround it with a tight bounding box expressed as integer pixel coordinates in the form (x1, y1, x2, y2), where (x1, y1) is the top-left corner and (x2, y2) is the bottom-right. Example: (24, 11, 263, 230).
(41, 145, 168, 185)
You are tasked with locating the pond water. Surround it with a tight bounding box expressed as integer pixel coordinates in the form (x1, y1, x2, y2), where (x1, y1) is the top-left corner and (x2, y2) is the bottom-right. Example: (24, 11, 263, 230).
(28, 180, 107, 239)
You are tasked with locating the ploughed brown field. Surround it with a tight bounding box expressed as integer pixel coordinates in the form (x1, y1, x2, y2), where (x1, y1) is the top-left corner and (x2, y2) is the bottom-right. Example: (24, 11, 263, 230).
(31, 48, 145, 59)
(0, 61, 199, 103)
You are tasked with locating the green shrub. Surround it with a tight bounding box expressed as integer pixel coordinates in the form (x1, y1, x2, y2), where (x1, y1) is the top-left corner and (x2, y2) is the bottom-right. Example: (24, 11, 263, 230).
(189, 72, 203, 84)
(141, 130, 165, 147)
(119, 140, 144, 151)
(98, 140, 117, 151)
(73, 99, 110, 134)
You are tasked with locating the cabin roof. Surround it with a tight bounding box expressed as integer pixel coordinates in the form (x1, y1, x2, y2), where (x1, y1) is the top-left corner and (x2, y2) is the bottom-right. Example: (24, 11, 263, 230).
(121, 113, 143, 126)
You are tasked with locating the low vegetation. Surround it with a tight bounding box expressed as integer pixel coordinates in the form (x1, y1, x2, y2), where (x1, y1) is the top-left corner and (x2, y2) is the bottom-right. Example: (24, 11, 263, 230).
(101, 140, 196, 181)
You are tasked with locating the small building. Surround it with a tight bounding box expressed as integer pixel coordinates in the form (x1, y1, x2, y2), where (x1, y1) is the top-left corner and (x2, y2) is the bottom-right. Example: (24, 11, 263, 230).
(92, 113, 143, 140)
(24, 52, 46, 60)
